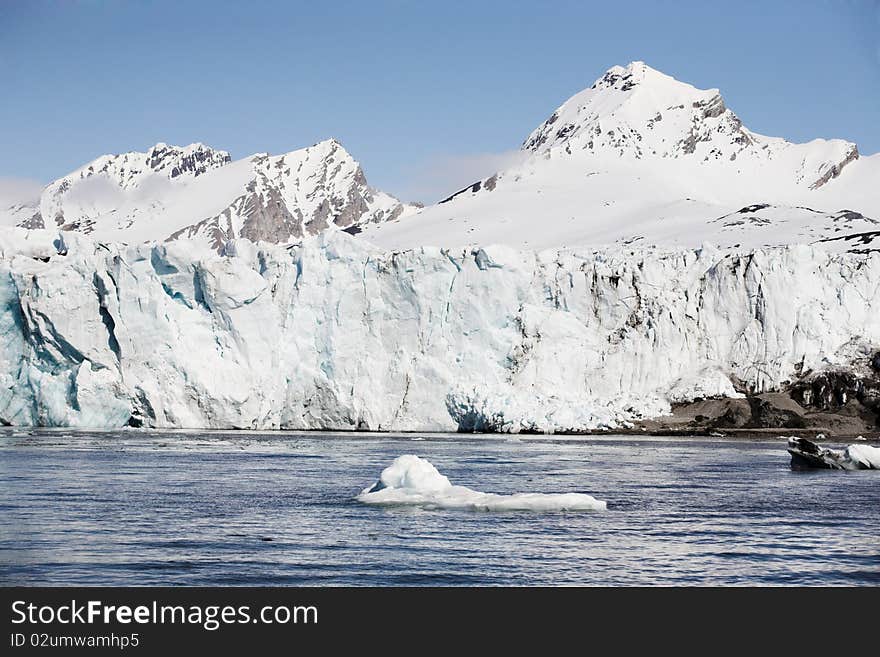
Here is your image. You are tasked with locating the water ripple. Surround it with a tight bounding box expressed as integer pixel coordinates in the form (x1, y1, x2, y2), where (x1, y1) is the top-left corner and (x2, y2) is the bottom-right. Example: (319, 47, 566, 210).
(0, 431, 877, 585)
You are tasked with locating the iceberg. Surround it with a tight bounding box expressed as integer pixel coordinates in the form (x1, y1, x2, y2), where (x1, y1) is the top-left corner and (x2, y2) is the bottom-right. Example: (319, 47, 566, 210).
(357, 455, 607, 511)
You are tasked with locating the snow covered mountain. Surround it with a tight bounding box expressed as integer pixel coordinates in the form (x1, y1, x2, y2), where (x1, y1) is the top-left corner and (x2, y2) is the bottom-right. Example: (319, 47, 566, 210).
(0, 61, 878, 432)
(5, 62, 876, 255)
(362, 62, 879, 253)
(2, 140, 416, 252)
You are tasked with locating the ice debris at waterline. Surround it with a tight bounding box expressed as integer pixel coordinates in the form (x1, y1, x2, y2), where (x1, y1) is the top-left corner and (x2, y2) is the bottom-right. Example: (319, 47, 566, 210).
(356, 455, 607, 511)
(786, 437, 880, 471)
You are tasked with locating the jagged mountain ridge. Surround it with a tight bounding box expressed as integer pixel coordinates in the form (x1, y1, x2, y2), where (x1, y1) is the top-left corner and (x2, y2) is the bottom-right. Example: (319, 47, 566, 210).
(363, 62, 878, 253)
(2, 61, 877, 255)
(2, 139, 416, 251)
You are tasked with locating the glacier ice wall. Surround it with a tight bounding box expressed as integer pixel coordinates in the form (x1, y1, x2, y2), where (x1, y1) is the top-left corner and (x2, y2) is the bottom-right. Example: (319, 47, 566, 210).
(0, 228, 878, 431)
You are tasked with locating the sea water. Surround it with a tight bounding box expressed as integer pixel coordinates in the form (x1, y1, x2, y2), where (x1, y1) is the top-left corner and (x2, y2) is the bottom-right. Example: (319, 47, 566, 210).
(1, 430, 877, 586)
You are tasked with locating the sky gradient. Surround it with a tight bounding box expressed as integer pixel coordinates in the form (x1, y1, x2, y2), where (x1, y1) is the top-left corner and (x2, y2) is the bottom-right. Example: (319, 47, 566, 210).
(1, 0, 878, 203)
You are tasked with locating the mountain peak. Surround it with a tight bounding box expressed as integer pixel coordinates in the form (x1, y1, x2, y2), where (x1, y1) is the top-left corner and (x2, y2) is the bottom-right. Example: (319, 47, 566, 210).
(50, 142, 233, 193)
(509, 62, 859, 194)
(146, 141, 218, 156)
(143, 142, 232, 179)
(590, 61, 679, 92)
(303, 137, 348, 158)
(522, 61, 739, 157)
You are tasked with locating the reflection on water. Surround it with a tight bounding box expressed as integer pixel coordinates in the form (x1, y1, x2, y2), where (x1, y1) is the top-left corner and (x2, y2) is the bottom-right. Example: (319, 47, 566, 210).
(0, 430, 877, 585)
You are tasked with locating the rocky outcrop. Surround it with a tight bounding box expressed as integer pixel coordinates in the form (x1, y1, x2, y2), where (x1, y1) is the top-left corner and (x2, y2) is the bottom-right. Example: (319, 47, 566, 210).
(646, 350, 880, 436)
(809, 145, 860, 190)
(145, 143, 232, 179)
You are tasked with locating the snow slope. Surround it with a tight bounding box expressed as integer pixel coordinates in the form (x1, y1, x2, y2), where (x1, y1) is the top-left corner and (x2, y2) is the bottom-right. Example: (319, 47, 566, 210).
(1, 140, 416, 252)
(362, 62, 878, 253)
(1, 228, 877, 431)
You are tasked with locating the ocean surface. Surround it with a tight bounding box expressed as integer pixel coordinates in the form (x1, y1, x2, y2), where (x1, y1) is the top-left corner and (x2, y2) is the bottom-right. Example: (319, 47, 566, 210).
(1, 430, 877, 586)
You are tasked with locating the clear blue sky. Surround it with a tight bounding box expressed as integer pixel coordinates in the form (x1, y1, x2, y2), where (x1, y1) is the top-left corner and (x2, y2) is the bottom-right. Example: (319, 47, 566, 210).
(1, 0, 878, 202)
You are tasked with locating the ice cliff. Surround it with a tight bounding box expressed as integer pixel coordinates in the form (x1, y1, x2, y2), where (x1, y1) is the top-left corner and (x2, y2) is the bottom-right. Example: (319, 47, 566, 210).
(1, 227, 878, 431)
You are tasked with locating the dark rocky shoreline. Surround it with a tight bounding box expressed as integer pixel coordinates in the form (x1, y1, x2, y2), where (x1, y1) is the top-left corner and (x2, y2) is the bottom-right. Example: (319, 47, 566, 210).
(634, 352, 880, 440)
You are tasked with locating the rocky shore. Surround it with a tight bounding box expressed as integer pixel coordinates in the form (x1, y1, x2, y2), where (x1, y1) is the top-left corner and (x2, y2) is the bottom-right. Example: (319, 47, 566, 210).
(634, 353, 880, 440)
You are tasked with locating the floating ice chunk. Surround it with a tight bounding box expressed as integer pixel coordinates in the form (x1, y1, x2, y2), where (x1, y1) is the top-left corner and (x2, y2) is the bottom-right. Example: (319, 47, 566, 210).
(357, 455, 606, 511)
(845, 444, 880, 470)
(786, 437, 880, 470)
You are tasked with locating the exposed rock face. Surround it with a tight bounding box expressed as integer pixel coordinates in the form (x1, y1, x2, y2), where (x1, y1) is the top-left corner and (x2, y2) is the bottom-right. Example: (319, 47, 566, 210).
(809, 145, 860, 190)
(47, 142, 232, 197)
(329, 179, 370, 229)
(177, 140, 411, 247)
(18, 211, 44, 230)
(746, 394, 808, 429)
(789, 356, 880, 427)
(145, 143, 232, 179)
(238, 185, 305, 244)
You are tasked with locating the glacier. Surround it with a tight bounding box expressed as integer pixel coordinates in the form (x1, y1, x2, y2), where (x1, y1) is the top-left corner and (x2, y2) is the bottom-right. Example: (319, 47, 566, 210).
(1, 226, 878, 431)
